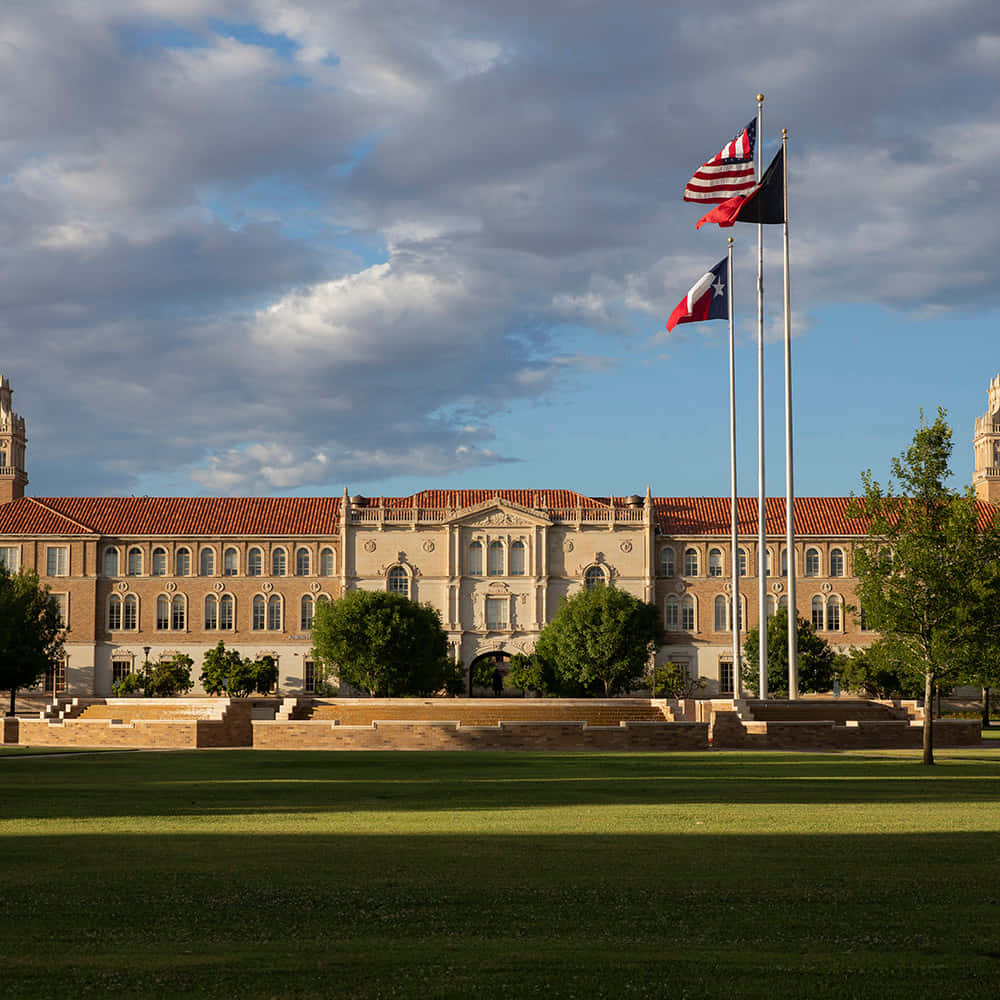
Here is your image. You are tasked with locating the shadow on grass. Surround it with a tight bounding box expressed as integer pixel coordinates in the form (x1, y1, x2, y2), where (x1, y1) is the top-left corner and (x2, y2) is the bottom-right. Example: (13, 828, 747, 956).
(1, 750, 1000, 820)
(1, 830, 999, 999)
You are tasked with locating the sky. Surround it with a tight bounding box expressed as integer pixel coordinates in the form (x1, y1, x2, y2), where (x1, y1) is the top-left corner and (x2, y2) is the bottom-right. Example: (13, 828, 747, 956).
(3, 0, 1000, 501)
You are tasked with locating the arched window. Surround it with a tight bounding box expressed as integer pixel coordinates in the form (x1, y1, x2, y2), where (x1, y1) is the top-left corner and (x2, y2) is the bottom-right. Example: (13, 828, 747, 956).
(778, 595, 788, 611)
(103, 547, 119, 577)
(152, 547, 167, 576)
(738, 547, 748, 577)
(123, 594, 138, 631)
(765, 548, 773, 577)
(665, 596, 679, 631)
(830, 548, 845, 577)
(681, 594, 696, 631)
(684, 548, 699, 577)
(220, 594, 234, 630)
(224, 547, 238, 576)
(708, 548, 723, 577)
(714, 595, 727, 631)
(248, 548, 263, 576)
(766, 595, 777, 618)
(200, 548, 214, 577)
(171, 594, 186, 630)
(320, 547, 335, 576)
(510, 541, 526, 576)
(811, 595, 824, 629)
(267, 594, 282, 630)
(252, 595, 266, 631)
(387, 566, 409, 596)
(735, 596, 744, 632)
(296, 548, 311, 577)
(176, 548, 191, 577)
(271, 548, 287, 577)
(805, 548, 820, 577)
(660, 547, 675, 577)
(488, 541, 504, 576)
(827, 596, 841, 631)
(127, 547, 142, 576)
(859, 603, 870, 631)
(300, 594, 314, 630)
(156, 594, 169, 630)
(108, 595, 122, 630)
(468, 541, 483, 576)
(584, 566, 606, 589)
(781, 548, 794, 577)
(204, 595, 218, 630)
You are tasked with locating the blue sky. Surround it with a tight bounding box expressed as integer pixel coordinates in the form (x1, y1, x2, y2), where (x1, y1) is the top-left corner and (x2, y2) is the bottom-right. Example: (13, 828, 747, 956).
(3, 1, 999, 500)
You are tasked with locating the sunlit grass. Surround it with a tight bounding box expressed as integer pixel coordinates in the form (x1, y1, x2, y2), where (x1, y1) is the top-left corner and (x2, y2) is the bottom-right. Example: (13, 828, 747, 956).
(2, 750, 999, 998)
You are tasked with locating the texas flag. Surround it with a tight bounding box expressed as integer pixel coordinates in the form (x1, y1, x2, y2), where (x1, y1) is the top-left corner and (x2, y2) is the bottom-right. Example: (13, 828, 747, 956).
(666, 257, 728, 333)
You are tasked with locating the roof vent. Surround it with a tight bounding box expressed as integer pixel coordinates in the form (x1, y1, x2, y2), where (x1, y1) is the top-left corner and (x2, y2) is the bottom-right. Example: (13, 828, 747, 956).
(627, 494, 643, 508)
(350, 494, 367, 507)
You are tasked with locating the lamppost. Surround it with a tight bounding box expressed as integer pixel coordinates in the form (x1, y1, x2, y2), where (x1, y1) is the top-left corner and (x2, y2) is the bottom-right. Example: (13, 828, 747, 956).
(143, 646, 151, 695)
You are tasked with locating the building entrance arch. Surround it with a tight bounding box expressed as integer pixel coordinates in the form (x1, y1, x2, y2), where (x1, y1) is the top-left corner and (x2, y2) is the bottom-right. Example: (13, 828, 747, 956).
(468, 649, 512, 697)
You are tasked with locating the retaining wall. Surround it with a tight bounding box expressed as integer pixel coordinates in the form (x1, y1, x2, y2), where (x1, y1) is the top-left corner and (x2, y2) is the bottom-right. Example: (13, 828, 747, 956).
(253, 719, 710, 751)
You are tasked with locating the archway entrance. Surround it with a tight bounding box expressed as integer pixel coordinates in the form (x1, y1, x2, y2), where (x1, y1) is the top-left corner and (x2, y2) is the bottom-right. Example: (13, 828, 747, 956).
(469, 650, 512, 697)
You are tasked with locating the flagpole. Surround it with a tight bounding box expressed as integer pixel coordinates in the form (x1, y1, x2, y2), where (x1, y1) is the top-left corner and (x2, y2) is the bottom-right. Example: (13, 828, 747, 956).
(727, 236, 742, 700)
(782, 128, 799, 699)
(755, 92, 767, 701)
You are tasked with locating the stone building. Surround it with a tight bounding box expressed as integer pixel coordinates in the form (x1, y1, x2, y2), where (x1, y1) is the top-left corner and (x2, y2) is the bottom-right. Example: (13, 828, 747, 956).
(1, 374, 997, 698)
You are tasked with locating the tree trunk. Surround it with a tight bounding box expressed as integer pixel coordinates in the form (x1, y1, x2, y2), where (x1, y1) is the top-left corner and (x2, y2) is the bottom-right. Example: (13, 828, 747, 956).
(922, 670, 934, 766)
(983, 687, 991, 729)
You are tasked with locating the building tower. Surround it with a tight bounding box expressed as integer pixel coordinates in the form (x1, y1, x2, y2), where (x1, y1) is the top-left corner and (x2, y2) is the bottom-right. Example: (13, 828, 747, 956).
(973, 374, 1000, 502)
(0, 375, 27, 505)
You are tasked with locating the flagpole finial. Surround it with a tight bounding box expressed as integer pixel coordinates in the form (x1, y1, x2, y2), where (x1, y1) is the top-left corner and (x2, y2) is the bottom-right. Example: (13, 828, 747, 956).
(728, 237, 734, 246)
(782, 128, 787, 136)
(756, 93, 764, 103)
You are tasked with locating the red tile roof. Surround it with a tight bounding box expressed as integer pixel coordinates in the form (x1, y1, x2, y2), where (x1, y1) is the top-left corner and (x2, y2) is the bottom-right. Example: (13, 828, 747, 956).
(0, 497, 342, 536)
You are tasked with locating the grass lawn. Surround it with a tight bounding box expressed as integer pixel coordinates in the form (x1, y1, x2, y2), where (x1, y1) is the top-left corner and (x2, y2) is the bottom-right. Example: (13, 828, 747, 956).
(2, 749, 999, 999)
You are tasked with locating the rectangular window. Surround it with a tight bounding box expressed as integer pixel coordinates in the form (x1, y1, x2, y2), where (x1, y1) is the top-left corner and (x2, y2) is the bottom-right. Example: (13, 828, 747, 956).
(52, 593, 68, 628)
(44, 659, 67, 694)
(46, 546, 69, 576)
(112, 660, 131, 686)
(719, 659, 734, 694)
(304, 660, 316, 694)
(0, 546, 19, 571)
(485, 597, 508, 630)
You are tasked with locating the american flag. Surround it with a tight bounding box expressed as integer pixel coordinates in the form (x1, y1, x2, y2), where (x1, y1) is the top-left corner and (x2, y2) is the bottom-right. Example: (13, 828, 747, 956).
(683, 120, 757, 204)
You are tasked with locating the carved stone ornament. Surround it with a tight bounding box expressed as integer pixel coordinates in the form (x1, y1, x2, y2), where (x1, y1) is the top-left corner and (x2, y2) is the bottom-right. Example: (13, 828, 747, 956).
(422, 540, 435, 553)
(165, 581, 177, 593)
(116, 581, 129, 592)
(262, 581, 274, 592)
(519, 593, 527, 605)
(620, 540, 632, 553)
(724, 581, 733, 593)
(213, 581, 225, 592)
(310, 581, 321, 593)
(563, 539, 574, 553)
(363, 540, 376, 553)
(821, 582, 833, 594)
(469, 512, 525, 527)
(675, 581, 686, 593)
(487, 581, 510, 593)
(772, 582, 783, 593)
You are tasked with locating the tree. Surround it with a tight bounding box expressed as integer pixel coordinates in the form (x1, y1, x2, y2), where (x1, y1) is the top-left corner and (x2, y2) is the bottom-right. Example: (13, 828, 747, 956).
(742, 606, 835, 698)
(144, 654, 195, 696)
(533, 586, 664, 696)
(506, 652, 561, 696)
(835, 643, 923, 699)
(0, 567, 64, 715)
(200, 641, 244, 696)
(847, 409, 999, 765)
(651, 660, 705, 699)
(200, 643, 278, 697)
(310, 590, 452, 697)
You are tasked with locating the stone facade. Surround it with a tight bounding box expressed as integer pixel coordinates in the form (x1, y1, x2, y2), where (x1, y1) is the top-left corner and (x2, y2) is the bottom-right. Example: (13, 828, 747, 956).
(1, 373, 998, 699)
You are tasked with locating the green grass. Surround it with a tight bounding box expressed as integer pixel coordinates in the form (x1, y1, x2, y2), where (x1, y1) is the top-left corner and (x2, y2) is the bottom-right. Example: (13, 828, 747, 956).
(2, 750, 999, 999)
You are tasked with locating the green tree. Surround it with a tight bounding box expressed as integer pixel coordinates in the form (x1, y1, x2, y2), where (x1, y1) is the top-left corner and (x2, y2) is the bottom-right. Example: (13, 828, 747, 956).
(847, 409, 999, 764)
(742, 607, 835, 698)
(0, 566, 64, 715)
(651, 660, 705, 699)
(506, 652, 561, 696)
(145, 654, 195, 697)
(835, 643, 923, 699)
(533, 586, 664, 696)
(310, 590, 451, 697)
(200, 641, 244, 696)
